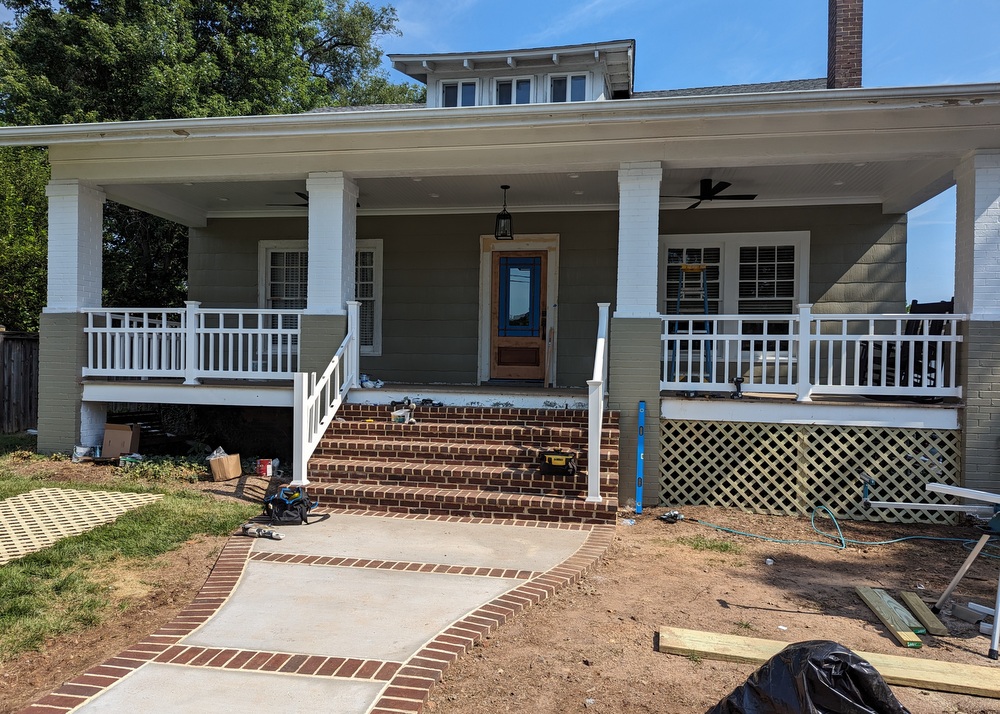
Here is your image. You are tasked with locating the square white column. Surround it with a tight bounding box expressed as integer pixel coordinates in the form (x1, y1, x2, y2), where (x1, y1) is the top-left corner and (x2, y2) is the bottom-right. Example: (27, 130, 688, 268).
(306, 172, 359, 315)
(955, 152, 1000, 320)
(44, 180, 106, 311)
(615, 162, 662, 318)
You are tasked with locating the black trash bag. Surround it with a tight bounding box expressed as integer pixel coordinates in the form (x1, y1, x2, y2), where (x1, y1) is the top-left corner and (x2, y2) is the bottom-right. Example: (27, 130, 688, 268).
(707, 640, 910, 714)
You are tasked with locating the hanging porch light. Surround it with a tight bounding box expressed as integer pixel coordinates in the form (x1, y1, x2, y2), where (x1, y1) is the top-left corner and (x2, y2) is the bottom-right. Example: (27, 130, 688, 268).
(494, 184, 514, 240)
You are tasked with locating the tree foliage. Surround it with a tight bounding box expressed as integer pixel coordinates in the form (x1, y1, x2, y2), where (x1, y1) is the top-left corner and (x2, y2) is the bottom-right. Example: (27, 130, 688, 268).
(0, 0, 423, 318)
(0, 147, 48, 331)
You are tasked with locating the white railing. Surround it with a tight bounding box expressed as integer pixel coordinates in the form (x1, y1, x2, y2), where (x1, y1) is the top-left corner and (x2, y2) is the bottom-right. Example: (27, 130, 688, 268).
(661, 304, 964, 401)
(291, 301, 360, 487)
(82, 301, 302, 383)
(586, 303, 611, 503)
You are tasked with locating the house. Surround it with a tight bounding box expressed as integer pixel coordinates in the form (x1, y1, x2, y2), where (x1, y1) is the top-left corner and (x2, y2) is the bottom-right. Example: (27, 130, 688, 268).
(3, 0, 999, 524)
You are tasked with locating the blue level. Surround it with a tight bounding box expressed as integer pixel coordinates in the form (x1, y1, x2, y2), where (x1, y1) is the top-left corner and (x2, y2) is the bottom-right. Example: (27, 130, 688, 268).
(636, 400, 645, 514)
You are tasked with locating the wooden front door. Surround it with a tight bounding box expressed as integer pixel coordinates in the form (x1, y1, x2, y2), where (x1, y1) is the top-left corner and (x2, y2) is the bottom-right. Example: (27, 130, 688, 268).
(490, 251, 547, 381)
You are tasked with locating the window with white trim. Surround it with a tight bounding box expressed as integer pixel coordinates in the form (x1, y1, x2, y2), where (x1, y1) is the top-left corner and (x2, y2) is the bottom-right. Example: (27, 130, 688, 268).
(496, 77, 532, 105)
(661, 233, 809, 315)
(442, 80, 477, 107)
(355, 239, 383, 355)
(549, 73, 587, 102)
(259, 240, 383, 355)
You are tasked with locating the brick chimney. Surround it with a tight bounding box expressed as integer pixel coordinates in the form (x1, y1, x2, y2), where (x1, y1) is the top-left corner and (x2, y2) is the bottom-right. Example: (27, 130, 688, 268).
(827, 0, 863, 88)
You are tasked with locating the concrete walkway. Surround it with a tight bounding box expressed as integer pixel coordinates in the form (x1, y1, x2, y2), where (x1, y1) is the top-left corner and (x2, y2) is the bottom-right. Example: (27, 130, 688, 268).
(19, 511, 614, 714)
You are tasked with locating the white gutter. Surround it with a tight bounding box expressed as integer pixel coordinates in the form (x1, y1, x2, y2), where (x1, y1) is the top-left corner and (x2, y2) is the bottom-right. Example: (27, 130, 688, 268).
(1, 82, 999, 147)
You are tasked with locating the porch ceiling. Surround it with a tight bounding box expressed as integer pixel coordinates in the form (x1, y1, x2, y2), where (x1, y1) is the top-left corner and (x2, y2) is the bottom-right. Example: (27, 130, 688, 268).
(124, 158, 955, 222)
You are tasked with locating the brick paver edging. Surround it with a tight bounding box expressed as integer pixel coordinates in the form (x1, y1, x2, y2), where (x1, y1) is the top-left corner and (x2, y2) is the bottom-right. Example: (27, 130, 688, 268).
(16, 515, 616, 714)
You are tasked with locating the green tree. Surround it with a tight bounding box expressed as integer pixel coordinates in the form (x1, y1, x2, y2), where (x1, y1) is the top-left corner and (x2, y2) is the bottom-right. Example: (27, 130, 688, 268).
(0, 147, 48, 332)
(0, 0, 422, 312)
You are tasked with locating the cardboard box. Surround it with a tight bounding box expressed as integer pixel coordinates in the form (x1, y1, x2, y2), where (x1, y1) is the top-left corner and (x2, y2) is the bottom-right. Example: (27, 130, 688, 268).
(102, 423, 140, 459)
(208, 453, 242, 481)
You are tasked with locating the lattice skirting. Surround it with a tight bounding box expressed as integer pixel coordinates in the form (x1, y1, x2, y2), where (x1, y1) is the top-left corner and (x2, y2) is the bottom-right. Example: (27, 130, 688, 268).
(658, 420, 961, 523)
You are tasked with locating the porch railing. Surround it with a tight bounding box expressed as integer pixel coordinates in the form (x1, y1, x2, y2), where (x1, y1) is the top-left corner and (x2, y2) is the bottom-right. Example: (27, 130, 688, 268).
(82, 301, 301, 383)
(661, 304, 965, 401)
(291, 302, 360, 487)
(586, 303, 611, 503)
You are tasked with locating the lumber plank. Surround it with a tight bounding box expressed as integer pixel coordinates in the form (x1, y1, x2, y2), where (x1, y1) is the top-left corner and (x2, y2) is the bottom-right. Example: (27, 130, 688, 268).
(872, 588, 926, 634)
(657, 626, 1000, 698)
(899, 592, 949, 637)
(856, 586, 922, 648)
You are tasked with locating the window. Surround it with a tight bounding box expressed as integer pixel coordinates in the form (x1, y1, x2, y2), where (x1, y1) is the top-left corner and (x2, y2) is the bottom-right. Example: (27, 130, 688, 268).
(259, 240, 383, 355)
(442, 81, 477, 107)
(550, 74, 587, 102)
(265, 248, 308, 310)
(355, 239, 383, 355)
(496, 78, 532, 105)
(661, 233, 809, 316)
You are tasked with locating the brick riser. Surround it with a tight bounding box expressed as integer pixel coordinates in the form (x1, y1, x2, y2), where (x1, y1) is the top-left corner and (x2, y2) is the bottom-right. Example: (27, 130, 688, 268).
(309, 405, 620, 524)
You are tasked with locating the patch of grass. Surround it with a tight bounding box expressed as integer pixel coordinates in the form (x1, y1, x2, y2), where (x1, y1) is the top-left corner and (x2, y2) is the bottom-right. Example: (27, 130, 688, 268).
(687, 654, 703, 665)
(735, 620, 754, 631)
(0, 488, 257, 662)
(676, 534, 743, 555)
(118, 455, 207, 484)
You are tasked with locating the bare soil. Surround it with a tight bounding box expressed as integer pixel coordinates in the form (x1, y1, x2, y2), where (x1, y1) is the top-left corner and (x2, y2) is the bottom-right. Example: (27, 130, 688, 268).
(3, 460, 1000, 714)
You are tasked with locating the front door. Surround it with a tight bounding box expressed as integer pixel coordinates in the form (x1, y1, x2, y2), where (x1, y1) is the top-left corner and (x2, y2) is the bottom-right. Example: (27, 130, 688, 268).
(490, 251, 547, 381)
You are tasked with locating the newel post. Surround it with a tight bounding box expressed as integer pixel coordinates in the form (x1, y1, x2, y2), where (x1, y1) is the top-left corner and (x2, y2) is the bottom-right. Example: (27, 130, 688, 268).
(183, 301, 201, 385)
(347, 300, 360, 388)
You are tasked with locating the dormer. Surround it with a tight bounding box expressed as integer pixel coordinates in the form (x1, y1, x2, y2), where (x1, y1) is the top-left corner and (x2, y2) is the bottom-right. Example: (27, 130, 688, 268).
(389, 39, 635, 109)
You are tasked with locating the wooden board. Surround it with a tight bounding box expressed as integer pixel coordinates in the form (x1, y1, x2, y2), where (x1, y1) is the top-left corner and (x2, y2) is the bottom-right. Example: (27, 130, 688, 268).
(899, 592, 949, 637)
(871, 588, 926, 634)
(856, 586, 922, 648)
(657, 626, 1000, 698)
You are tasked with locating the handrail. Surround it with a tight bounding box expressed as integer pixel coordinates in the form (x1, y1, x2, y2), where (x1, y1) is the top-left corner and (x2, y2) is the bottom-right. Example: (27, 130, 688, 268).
(586, 303, 611, 503)
(291, 302, 360, 487)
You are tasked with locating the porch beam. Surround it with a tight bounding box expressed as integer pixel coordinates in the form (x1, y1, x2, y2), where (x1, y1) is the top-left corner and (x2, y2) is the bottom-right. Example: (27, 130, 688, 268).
(306, 172, 358, 315)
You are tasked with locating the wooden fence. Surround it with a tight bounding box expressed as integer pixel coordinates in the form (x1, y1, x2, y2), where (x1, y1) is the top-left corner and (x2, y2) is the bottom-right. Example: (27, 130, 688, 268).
(1, 332, 39, 433)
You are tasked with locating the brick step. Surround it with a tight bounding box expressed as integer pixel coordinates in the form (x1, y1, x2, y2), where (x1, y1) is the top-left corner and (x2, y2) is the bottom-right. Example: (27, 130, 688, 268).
(321, 420, 618, 449)
(309, 458, 618, 498)
(312, 438, 618, 470)
(338, 404, 619, 430)
(312, 482, 619, 525)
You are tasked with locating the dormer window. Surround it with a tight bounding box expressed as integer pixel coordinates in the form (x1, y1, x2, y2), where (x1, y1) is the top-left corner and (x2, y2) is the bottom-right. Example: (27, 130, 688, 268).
(496, 78, 532, 105)
(443, 81, 477, 107)
(550, 74, 587, 102)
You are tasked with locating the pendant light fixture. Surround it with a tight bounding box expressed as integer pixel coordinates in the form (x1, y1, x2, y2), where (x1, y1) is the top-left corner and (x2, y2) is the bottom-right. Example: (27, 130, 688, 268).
(494, 184, 514, 240)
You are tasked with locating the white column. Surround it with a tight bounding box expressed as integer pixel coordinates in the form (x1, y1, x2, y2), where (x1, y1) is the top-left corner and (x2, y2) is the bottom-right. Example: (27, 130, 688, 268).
(44, 179, 106, 311)
(955, 152, 1000, 319)
(615, 162, 662, 318)
(306, 172, 359, 315)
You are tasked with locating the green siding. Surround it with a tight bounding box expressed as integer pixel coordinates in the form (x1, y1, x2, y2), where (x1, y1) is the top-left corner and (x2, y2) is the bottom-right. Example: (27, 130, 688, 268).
(188, 218, 306, 308)
(37, 312, 87, 453)
(662, 204, 908, 312)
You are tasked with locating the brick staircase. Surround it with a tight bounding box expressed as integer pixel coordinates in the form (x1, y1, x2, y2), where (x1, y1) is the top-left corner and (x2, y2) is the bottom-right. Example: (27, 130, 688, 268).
(308, 404, 619, 524)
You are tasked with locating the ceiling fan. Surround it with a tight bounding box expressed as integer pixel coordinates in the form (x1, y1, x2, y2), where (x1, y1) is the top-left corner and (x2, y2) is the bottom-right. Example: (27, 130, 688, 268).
(267, 191, 310, 207)
(662, 178, 757, 209)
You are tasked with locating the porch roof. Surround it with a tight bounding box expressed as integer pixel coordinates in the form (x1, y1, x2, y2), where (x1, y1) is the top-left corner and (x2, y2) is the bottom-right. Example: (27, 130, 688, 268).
(1, 82, 999, 224)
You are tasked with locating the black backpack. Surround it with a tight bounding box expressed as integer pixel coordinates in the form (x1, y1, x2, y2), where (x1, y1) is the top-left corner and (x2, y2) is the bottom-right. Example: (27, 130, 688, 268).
(263, 487, 316, 525)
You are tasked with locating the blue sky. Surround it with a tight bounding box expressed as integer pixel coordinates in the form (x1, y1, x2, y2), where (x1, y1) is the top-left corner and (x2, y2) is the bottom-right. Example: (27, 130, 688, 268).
(5, 1, 999, 302)
(380, 0, 1000, 304)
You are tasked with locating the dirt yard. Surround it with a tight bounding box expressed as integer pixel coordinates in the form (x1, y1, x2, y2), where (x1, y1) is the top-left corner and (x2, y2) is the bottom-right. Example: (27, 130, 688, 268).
(3, 459, 1000, 714)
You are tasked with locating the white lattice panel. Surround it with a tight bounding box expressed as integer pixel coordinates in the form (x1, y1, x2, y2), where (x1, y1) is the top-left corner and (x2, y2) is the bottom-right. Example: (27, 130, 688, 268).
(659, 420, 961, 523)
(0, 488, 163, 564)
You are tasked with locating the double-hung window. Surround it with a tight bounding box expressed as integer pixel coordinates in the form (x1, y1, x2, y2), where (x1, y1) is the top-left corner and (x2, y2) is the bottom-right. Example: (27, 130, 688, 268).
(259, 240, 383, 356)
(550, 74, 587, 102)
(442, 80, 477, 107)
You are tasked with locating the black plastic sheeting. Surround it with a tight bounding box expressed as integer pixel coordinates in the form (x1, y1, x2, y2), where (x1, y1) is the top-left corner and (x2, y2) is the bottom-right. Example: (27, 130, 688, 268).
(707, 640, 911, 714)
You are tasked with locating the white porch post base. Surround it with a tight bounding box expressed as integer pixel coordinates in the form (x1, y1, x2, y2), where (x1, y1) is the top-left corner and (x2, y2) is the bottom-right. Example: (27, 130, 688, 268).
(80, 402, 107, 449)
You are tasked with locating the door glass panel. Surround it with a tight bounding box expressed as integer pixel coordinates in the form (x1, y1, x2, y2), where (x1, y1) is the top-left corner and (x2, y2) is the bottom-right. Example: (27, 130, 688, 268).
(497, 256, 541, 336)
